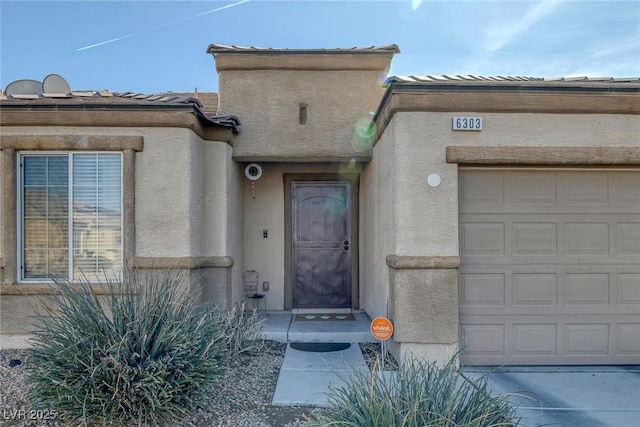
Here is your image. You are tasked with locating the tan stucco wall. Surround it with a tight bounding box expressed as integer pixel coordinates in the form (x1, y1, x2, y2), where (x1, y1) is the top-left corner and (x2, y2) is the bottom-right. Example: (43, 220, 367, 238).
(136, 128, 199, 256)
(218, 70, 386, 161)
(389, 268, 458, 343)
(0, 292, 116, 349)
(376, 111, 640, 364)
(0, 126, 239, 345)
(200, 136, 245, 307)
(391, 112, 640, 256)
(0, 149, 3, 282)
(242, 162, 355, 310)
(228, 160, 245, 307)
(1, 295, 53, 348)
(359, 118, 398, 319)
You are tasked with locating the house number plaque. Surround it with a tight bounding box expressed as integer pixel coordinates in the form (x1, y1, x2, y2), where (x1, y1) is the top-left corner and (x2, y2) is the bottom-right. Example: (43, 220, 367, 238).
(452, 116, 483, 131)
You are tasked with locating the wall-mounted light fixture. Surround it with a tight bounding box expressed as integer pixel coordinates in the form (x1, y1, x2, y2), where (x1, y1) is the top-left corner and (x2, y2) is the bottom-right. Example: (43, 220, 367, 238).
(427, 173, 441, 188)
(245, 163, 263, 200)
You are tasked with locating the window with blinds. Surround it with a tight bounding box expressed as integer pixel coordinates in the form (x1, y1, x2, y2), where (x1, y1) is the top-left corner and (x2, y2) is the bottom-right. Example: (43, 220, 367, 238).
(19, 153, 123, 282)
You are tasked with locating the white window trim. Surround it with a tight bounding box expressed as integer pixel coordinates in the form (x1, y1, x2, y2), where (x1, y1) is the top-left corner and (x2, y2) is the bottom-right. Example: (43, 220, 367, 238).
(17, 151, 124, 283)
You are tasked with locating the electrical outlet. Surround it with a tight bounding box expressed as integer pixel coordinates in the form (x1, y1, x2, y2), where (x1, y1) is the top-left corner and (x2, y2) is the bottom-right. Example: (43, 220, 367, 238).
(263, 229, 268, 238)
(262, 281, 269, 291)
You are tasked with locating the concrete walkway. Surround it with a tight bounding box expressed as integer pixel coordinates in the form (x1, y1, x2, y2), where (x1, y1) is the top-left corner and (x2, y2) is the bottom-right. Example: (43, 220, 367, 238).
(264, 313, 373, 406)
(463, 366, 640, 427)
(272, 343, 368, 407)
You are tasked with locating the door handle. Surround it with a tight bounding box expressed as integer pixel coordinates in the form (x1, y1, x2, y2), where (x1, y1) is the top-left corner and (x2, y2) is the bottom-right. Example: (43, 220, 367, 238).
(344, 245, 349, 251)
(344, 240, 349, 245)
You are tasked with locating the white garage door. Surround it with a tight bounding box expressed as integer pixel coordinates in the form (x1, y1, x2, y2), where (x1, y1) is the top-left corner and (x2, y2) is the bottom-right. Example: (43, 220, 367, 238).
(459, 169, 640, 365)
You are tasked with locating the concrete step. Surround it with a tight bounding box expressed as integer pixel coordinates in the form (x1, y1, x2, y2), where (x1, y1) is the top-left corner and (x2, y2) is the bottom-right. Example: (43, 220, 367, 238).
(261, 313, 377, 344)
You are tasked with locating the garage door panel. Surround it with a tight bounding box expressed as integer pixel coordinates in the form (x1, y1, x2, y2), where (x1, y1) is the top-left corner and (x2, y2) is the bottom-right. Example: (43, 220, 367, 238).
(460, 273, 505, 305)
(461, 267, 639, 315)
(617, 324, 640, 354)
(460, 170, 640, 365)
(565, 273, 610, 305)
(460, 171, 505, 205)
(512, 172, 557, 204)
(513, 324, 558, 355)
(563, 172, 609, 204)
(461, 316, 640, 364)
(512, 273, 558, 305)
(617, 223, 640, 253)
(462, 255, 640, 266)
(461, 171, 640, 214)
(461, 306, 638, 317)
(512, 223, 557, 254)
(566, 324, 610, 355)
(618, 274, 640, 304)
(460, 223, 504, 254)
(460, 324, 505, 357)
(461, 204, 640, 214)
(612, 172, 640, 204)
(461, 265, 640, 282)
(565, 222, 610, 254)
(461, 218, 639, 263)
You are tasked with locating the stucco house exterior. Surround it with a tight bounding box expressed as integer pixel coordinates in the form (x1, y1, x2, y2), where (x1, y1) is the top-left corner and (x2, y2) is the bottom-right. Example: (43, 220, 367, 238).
(1, 44, 639, 366)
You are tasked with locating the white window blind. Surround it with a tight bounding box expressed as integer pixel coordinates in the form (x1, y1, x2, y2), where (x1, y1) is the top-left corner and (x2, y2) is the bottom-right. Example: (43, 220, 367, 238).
(20, 153, 122, 281)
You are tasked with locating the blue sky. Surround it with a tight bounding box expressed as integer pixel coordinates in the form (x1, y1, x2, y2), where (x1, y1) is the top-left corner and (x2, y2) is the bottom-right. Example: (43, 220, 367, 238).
(1, 0, 639, 94)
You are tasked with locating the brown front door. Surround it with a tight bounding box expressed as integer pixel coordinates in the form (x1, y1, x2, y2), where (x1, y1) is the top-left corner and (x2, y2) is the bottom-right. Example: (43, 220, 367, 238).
(292, 181, 351, 308)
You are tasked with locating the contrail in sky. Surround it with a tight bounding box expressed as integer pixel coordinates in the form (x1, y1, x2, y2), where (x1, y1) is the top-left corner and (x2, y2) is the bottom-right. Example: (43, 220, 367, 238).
(76, 0, 251, 51)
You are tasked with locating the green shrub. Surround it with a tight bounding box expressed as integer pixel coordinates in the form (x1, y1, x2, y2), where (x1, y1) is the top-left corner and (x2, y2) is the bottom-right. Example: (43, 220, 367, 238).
(305, 356, 520, 427)
(211, 299, 265, 358)
(27, 270, 225, 427)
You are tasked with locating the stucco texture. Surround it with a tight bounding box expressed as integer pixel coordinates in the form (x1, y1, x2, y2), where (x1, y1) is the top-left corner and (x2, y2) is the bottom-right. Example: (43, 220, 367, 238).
(389, 112, 640, 255)
(389, 268, 458, 344)
(1, 295, 51, 341)
(136, 129, 202, 257)
(218, 70, 386, 161)
(228, 160, 245, 306)
(359, 118, 398, 319)
(0, 149, 3, 278)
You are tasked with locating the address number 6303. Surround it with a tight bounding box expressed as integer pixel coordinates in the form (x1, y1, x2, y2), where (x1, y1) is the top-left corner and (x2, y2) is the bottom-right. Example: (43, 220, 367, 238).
(452, 116, 483, 131)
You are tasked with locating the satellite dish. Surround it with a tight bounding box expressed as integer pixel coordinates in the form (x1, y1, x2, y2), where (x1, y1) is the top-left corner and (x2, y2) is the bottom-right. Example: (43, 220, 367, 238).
(5, 79, 43, 96)
(43, 74, 71, 94)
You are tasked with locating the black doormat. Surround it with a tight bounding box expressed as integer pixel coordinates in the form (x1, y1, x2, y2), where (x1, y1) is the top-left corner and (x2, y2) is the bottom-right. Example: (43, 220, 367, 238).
(290, 342, 351, 352)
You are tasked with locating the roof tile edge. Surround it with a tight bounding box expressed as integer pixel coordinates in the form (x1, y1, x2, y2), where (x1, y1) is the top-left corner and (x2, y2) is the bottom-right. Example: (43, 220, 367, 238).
(206, 43, 401, 54)
(385, 75, 640, 85)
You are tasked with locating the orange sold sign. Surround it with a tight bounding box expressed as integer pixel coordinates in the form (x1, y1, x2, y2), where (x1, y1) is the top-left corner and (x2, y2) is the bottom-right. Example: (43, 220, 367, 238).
(370, 317, 393, 341)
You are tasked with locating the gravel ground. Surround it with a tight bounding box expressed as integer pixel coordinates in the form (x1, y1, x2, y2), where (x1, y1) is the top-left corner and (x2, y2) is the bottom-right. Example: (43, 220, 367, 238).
(359, 342, 399, 371)
(1, 342, 393, 427)
(0, 342, 312, 427)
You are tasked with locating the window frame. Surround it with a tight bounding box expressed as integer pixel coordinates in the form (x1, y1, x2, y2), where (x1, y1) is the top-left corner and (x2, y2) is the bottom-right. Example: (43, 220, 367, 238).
(16, 151, 124, 283)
